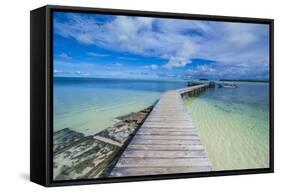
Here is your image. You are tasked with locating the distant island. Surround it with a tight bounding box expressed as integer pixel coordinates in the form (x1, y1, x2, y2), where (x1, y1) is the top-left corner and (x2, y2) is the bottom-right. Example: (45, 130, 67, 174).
(219, 79, 269, 83)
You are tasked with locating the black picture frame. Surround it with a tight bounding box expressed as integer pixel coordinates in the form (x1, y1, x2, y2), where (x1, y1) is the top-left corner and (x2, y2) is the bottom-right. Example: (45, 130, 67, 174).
(30, 4, 274, 187)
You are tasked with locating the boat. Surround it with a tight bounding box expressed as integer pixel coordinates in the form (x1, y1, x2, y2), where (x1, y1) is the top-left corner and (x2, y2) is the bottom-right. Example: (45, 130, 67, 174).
(217, 82, 238, 88)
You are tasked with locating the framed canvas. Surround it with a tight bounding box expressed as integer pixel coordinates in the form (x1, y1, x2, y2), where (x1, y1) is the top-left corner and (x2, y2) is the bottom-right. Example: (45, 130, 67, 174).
(30, 5, 274, 187)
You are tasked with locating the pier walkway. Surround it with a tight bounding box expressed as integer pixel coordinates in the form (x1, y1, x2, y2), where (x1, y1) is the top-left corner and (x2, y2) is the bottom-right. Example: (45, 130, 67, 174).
(110, 84, 212, 177)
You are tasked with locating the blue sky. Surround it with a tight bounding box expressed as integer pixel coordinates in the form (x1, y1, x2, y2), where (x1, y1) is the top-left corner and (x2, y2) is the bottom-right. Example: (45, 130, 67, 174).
(53, 11, 270, 80)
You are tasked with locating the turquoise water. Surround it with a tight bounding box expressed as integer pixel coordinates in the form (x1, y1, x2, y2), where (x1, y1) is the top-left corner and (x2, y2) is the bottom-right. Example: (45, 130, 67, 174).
(54, 77, 186, 135)
(184, 82, 270, 170)
(54, 77, 270, 170)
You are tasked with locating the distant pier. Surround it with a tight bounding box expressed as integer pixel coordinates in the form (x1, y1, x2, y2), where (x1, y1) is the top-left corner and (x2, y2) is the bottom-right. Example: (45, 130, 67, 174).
(110, 84, 212, 177)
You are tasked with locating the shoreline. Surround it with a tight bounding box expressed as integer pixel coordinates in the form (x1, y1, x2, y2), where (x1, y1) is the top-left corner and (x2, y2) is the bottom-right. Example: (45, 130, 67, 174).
(53, 105, 154, 180)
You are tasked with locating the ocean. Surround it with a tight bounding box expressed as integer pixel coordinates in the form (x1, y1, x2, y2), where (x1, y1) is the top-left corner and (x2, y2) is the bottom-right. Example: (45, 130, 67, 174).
(54, 77, 186, 135)
(54, 77, 270, 171)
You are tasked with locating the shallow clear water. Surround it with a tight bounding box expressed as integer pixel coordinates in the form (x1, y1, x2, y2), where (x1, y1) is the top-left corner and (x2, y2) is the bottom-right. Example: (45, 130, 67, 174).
(184, 83, 270, 170)
(54, 77, 186, 135)
(54, 77, 270, 170)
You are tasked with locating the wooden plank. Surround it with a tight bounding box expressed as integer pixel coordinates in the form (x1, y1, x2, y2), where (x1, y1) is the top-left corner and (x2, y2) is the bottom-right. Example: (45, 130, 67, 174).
(131, 138, 201, 145)
(127, 144, 205, 151)
(141, 125, 195, 129)
(141, 124, 195, 128)
(115, 158, 212, 167)
(146, 117, 191, 119)
(138, 128, 197, 133)
(144, 120, 193, 123)
(93, 135, 122, 147)
(137, 131, 198, 136)
(144, 118, 192, 121)
(110, 166, 211, 177)
(122, 150, 207, 158)
(134, 135, 200, 140)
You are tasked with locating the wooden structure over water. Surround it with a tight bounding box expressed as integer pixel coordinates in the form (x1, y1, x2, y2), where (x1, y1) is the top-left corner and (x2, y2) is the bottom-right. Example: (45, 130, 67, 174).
(110, 84, 212, 177)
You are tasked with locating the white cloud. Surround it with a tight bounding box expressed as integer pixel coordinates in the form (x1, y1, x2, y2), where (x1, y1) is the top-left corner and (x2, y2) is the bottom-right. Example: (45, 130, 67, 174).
(77, 34, 94, 44)
(186, 61, 269, 80)
(117, 56, 136, 60)
(224, 23, 259, 46)
(54, 13, 269, 78)
(87, 52, 110, 57)
(54, 14, 198, 68)
(59, 53, 72, 60)
(114, 63, 123, 67)
(144, 64, 159, 70)
(163, 41, 195, 69)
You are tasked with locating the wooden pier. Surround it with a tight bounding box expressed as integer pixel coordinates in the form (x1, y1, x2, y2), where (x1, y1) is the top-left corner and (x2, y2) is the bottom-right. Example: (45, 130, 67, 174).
(110, 84, 212, 177)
